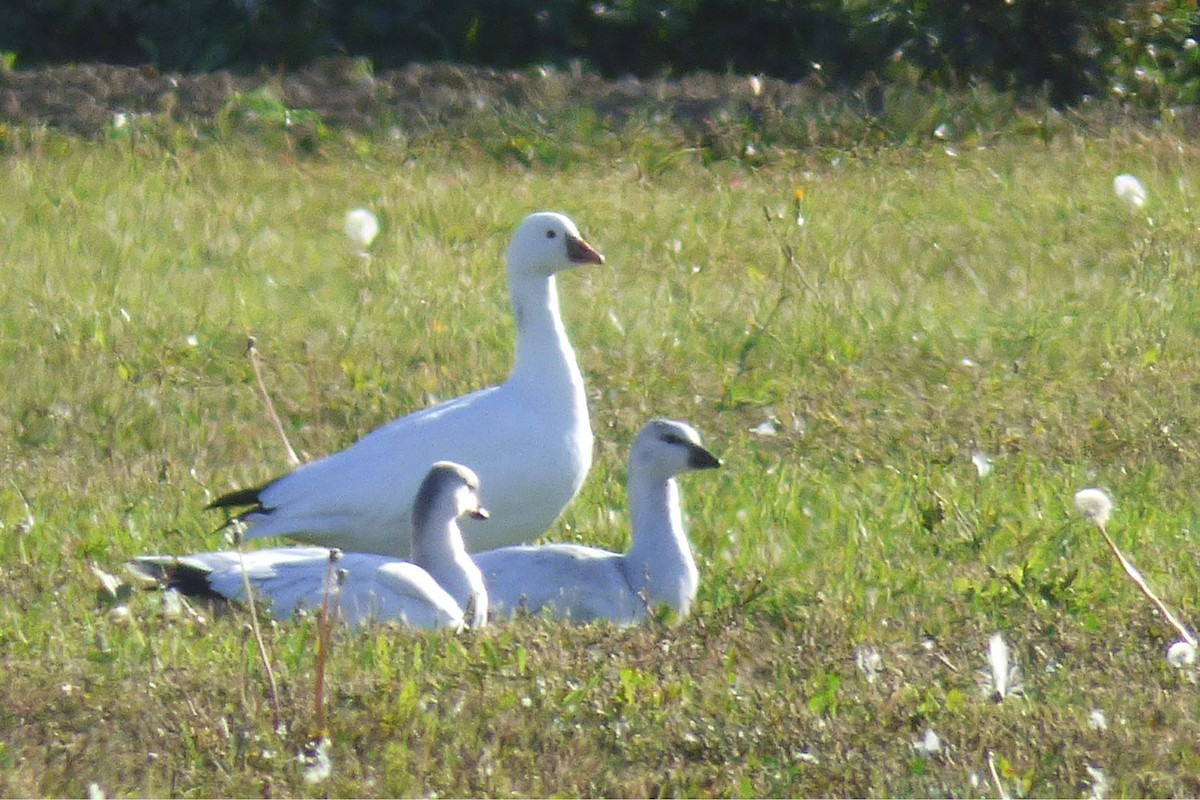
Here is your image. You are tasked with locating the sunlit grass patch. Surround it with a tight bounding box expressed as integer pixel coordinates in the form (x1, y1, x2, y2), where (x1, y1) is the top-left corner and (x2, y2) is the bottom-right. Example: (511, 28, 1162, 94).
(1, 116, 1199, 796)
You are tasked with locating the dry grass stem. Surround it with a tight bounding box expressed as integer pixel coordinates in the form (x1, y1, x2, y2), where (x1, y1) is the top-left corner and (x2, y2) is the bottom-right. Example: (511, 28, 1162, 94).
(313, 551, 344, 732)
(987, 750, 1010, 800)
(234, 525, 283, 729)
(1096, 524, 1197, 648)
(247, 335, 301, 467)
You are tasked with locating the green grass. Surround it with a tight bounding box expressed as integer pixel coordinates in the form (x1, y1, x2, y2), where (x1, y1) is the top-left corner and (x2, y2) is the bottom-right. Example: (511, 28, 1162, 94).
(1, 110, 1199, 797)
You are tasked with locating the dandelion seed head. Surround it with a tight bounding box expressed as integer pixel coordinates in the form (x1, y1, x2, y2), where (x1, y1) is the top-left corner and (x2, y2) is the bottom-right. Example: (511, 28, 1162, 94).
(1073, 488, 1113, 528)
(1113, 174, 1147, 209)
(971, 450, 992, 478)
(1087, 708, 1108, 731)
(1167, 640, 1196, 668)
(344, 208, 379, 251)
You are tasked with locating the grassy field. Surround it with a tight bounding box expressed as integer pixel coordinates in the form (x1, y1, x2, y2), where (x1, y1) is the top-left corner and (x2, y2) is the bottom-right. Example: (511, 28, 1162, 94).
(1, 100, 1199, 797)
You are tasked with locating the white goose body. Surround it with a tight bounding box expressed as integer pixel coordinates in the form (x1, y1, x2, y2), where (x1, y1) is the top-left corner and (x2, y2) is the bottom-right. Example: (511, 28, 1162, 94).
(210, 212, 603, 556)
(473, 420, 721, 626)
(130, 462, 490, 629)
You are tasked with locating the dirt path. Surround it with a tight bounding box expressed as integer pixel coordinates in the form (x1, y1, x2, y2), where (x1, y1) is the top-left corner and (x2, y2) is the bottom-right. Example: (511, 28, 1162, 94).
(0, 58, 796, 137)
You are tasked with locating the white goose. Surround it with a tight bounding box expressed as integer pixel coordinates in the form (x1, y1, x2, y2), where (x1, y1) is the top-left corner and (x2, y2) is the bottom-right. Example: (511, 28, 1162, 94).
(473, 419, 721, 626)
(209, 212, 603, 556)
(129, 462, 490, 629)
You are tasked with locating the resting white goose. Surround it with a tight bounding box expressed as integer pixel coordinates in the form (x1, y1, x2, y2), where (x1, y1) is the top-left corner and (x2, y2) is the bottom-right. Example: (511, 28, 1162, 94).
(208, 211, 603, 556)
(129, 462, 489, 629)
(473, 419, 721, 626)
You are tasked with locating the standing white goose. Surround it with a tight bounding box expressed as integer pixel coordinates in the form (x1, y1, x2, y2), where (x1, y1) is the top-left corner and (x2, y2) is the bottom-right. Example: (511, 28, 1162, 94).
(129, 462, 490, 629)
(473, 419, 721, 626)
(209, 212, 603, 556)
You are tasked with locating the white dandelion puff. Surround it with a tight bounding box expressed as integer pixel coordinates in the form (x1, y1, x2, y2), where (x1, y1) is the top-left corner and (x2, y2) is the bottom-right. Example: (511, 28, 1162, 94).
(344, 208, 379, 252)
(1087, 708, 1108, 731)
(971, 450, 992, 478)
(1075, 489, 1198, 649)
(1113, 174, 1147, 209)
(1167, 640, 1196, 669)
(1073, 488, 1113, 528)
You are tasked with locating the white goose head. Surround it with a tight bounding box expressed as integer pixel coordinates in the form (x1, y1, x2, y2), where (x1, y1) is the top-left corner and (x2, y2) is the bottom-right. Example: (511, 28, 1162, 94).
(412, 461, 489, 546)
(506, 211, 604, 279)
(629, 419, 722, 481)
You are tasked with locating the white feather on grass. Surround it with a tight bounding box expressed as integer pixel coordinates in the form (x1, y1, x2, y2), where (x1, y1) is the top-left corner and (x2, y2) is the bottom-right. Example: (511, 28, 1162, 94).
(978, 632, 1023, 700)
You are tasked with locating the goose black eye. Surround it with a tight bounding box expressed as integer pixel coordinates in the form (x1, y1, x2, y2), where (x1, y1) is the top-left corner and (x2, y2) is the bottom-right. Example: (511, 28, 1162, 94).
(545, 230, 557, 239)
(661, 433, 686, 446)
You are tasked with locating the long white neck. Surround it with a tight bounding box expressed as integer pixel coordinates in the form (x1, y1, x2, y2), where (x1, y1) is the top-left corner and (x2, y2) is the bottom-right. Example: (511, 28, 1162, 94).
(507, 271, 583, 393)
(621, 471, 698, 617)
(412, 523, 489, 628)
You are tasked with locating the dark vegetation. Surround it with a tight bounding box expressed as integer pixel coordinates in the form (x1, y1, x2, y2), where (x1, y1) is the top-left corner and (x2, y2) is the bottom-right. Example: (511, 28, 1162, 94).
(1, 1, 1199, 108)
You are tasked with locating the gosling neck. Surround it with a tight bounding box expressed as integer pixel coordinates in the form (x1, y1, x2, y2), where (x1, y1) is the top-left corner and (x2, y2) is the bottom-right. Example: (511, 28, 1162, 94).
(622, 469, 698, 617)
(412, 518, 485, 625)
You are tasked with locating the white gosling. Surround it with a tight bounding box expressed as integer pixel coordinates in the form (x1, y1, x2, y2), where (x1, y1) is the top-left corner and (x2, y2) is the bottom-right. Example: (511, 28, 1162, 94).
(129, 462, 490, 629)
(208, 212, 603, 556)
(473, 419, 721, 626)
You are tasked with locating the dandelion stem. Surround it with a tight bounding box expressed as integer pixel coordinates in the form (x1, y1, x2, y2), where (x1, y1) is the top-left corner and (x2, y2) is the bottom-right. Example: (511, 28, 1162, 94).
(1096, 523, 1197, 647)
(246, 336, 301, 467)
(235, 527, 282, 729)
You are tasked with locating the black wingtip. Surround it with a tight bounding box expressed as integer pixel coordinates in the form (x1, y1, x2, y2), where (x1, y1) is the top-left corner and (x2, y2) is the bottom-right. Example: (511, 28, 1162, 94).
(206, 484, 266, 512)
(129, 558, 227, 602)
